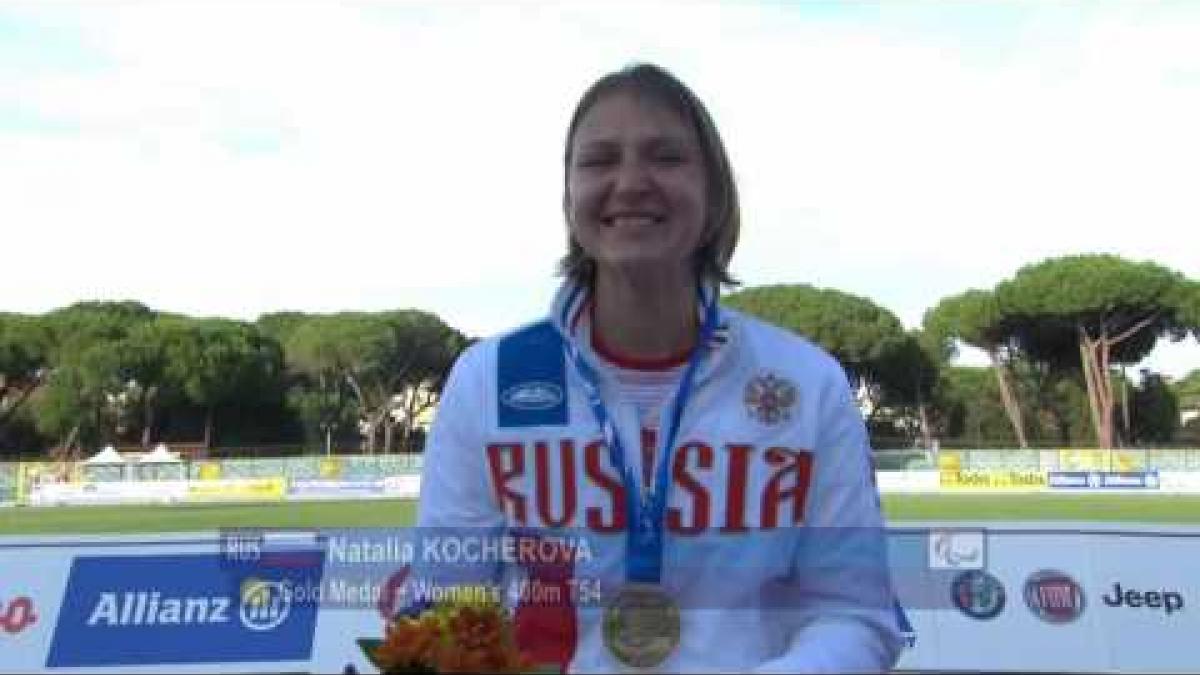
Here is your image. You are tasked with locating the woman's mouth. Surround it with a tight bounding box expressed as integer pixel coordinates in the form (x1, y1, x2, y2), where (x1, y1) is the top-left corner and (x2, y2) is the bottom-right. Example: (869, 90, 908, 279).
(602, 214, 665, 228)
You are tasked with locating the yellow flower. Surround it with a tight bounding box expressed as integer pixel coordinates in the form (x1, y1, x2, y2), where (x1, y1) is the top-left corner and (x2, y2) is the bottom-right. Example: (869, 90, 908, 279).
(366, 585, 540, 674)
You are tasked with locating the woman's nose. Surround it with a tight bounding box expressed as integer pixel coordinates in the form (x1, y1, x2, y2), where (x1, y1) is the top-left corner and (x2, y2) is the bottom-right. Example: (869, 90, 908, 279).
(612, 158, 653, 197)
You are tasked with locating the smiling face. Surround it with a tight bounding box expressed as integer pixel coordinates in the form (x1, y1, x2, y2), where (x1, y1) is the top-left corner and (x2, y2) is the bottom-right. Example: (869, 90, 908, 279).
(565, 90, 708, 282)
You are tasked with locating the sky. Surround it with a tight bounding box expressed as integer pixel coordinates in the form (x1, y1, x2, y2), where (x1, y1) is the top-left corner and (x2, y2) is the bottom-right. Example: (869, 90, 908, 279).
(2, 1, 1198, 378)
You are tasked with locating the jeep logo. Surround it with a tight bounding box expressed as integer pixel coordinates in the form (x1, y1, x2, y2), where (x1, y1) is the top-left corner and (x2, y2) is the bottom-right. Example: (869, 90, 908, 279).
(1102, 583, 1184, 615)
(501, 382, 564, 411)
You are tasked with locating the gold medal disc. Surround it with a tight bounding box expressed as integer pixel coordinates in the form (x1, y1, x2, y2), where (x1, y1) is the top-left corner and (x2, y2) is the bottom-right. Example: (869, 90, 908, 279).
(603, 583, 681, 668)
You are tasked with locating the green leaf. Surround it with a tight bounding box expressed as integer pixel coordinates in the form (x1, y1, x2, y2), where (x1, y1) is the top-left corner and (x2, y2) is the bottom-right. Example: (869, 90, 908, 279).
(356, 638, 386, 670)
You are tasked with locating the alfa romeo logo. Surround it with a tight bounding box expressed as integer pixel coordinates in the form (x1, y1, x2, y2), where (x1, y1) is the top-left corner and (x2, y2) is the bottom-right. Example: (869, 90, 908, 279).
(952, 570, 1006, 620)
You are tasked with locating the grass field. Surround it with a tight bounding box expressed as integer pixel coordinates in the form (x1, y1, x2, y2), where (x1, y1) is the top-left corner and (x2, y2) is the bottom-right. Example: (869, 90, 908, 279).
(3, 494, 1199, 535)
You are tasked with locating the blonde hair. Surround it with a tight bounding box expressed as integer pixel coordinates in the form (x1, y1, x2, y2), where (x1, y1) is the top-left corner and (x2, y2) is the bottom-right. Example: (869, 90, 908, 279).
(559, 63, 741, 289)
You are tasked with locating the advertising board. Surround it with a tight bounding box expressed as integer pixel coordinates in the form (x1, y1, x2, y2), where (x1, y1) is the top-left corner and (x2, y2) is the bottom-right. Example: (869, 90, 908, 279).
(939, 470, 1047, 491)
(1047, 471, 1160, 490)
(4, 523, 1200, 673)
(184, 478, 286, 503)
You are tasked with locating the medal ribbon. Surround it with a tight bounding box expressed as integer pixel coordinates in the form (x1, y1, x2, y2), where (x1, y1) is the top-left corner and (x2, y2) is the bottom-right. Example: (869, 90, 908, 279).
(560, 286, 718, 584)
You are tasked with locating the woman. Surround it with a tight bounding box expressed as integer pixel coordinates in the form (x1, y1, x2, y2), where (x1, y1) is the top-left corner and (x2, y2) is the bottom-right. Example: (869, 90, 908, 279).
(416, 63, 902, 673)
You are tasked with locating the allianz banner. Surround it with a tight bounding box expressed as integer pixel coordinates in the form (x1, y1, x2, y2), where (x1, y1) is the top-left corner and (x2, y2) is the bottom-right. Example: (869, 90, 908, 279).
(46, 551, 324, 667)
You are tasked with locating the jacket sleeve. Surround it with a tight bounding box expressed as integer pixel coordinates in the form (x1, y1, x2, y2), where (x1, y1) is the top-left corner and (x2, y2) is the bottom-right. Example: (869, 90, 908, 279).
(754, 367, 903, 673)
(412, 343, 506, 590)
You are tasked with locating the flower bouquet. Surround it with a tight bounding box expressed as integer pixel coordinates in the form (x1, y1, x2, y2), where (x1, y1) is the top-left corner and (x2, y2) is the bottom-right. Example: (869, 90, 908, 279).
(356, 584, 571, 674)
(355, 532, 578, 674)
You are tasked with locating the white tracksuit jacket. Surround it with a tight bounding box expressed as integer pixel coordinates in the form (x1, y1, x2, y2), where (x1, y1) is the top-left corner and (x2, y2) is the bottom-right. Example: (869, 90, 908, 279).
(416, 282, 903, 673)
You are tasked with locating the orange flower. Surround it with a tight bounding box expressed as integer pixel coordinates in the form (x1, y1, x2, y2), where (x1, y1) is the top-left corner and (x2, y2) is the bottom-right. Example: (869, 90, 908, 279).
(363, 586, 547, 674)
(449, 606, 503, 651)
(373, 614, 442, 672)
(435, 606, 531, 673)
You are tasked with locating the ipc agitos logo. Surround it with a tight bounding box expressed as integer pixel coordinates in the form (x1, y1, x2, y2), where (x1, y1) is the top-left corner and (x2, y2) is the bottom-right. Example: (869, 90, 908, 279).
(1024, 569, 1085, 624)
(1, 596, 37, 634)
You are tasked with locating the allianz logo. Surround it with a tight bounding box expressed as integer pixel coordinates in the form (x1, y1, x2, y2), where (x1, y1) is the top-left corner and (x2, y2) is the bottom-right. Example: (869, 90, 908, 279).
(85, 578, 290, 632)
(501, 381, 564, 411)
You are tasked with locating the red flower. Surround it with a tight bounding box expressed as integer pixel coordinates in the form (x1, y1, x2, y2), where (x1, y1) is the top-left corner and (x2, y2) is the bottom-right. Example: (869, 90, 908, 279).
(512, 534, 577, 672)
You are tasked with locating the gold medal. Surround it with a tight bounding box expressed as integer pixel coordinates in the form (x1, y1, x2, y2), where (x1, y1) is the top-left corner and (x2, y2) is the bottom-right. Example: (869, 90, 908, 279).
(603, 583, 681, 668)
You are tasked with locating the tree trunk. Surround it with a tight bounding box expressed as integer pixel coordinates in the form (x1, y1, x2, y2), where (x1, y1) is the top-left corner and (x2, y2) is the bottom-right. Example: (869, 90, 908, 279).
(1120, 367, 1131, 446)
(324, 426, 333, 456)
(0, 381, 38, 429)
(1099, 335, 1115, 449)
(1037, 371, 1073, 446)
(141, 387, 157, 448)
(1080, 312, 1162, 449)
(1079, 328, 1116, 448)
(1078, 333, 1104, 446)
(364, 416, 379, 454)
(53, 424, 81, 462)
(203, 406, 214, 449)
(988, 348, 1028, 448)
(917, 403, 933, 451)
(1049, 403, 1072, 445)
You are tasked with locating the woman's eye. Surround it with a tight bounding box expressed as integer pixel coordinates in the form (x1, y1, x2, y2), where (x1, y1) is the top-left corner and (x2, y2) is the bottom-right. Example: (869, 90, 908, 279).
(576, 155, 616, 168)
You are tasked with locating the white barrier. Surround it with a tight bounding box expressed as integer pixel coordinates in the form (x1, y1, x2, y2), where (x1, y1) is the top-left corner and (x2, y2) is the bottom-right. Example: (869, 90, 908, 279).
(1159, 471, 1200, 492)
(892, 522, 1200, 673)
(27, 477, 410, 507)
(877, 471, 940, 493)
(28, 480, 186, 506)
(4, 524, 1200, 673)
(25, 476, 423, 508)
(381, 475, 421, 500)
(0, 546, 69, 672)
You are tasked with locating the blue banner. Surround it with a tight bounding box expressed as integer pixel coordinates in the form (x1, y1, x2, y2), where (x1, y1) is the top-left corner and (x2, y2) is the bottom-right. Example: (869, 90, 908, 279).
(1047, 471, 1160, 490)
(46, 552, 324, 667)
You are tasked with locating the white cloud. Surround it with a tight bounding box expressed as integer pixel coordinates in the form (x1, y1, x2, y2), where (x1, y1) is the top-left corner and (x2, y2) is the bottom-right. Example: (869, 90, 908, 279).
(1, 1, 1197, 376)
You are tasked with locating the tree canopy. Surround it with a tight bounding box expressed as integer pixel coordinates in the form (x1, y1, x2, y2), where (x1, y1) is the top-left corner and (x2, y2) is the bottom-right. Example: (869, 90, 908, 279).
(281, 310, 467, 453)
(724, 283, 908, 383)
(0, 314, 51, 444)
(0, 300, 469, 459)
(723, 284, 935, 433)
(924, 289, 1031, 447)
(997, 255, 1200, 447)
(2, 252, 1195, 457)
